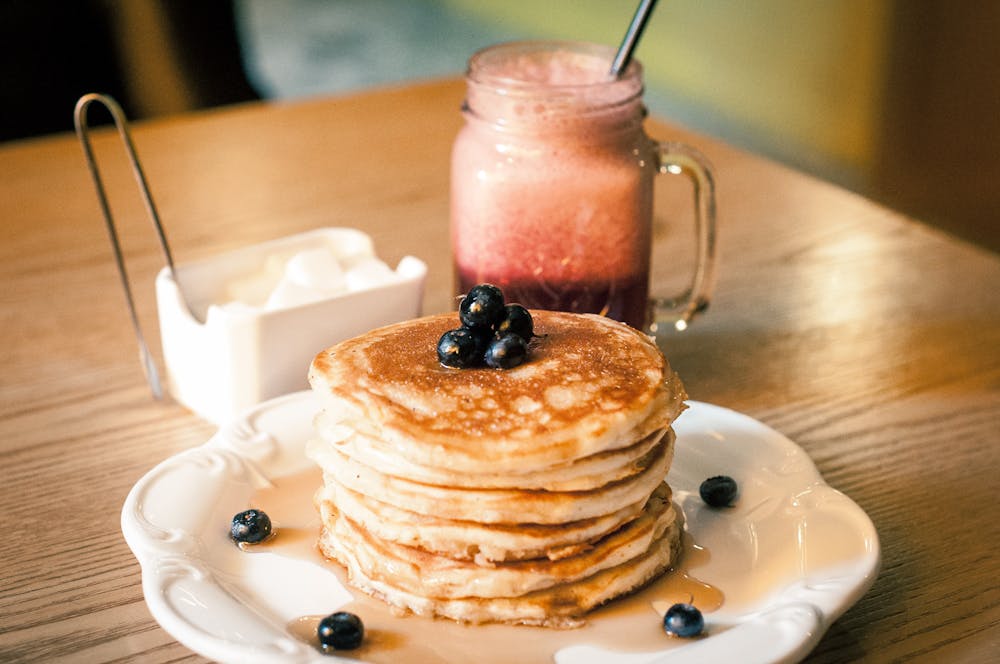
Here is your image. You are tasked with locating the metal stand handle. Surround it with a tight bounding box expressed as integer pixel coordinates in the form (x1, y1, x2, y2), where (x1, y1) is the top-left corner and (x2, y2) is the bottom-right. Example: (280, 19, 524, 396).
(73, 93, 184, 399)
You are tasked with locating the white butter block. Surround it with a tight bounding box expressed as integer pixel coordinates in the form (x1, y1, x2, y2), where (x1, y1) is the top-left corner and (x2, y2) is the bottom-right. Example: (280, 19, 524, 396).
(344, 257, 398, 291)
(284, 246, 347, 290)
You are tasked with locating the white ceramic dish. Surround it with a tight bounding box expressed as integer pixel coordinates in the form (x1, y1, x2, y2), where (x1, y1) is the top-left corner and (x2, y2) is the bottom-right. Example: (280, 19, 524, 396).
(122, 393, 879, 663)
(156, 228, 426, 425)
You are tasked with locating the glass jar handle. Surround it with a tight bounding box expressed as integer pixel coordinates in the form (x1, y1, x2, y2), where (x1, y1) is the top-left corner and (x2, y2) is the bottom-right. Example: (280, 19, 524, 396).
(650, 141, 718, 332)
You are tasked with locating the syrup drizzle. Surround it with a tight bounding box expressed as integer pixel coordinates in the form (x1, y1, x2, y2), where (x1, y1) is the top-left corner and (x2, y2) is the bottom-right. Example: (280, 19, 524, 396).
(244, 469, 724, 663)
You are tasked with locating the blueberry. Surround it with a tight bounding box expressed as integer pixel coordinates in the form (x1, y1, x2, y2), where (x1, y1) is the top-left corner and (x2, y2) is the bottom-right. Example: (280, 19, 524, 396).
(484, 333, 528, 369)
(699, 475, 738, 507)
(317, 611, 364, 650)
(230, 509, 272, 544)
(663, 603, 704, 638)
(437, 328, 481, 368)
(459, 284, 505, 330)
(467, 325, 495, 359)
(497, 304, 534, 340)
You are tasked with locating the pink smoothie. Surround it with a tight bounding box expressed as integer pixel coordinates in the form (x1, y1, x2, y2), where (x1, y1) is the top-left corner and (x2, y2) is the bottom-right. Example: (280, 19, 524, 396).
(451, 42, 653, 328)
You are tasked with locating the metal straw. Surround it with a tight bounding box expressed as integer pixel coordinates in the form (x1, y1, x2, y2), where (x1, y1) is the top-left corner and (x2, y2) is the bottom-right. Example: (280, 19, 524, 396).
(609, 0, 659, 78)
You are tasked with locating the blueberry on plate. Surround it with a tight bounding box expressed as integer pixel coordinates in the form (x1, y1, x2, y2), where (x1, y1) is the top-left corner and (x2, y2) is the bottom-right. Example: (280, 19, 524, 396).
(497, 303, 534, 340)
(230, 509, 272, 544)
(484, 333, 528, 369)
(317, 611, 364, 650)
(437, 328, 481, 368)
(699, 475, 738, 507)
(663, 602, 704, 638)
(459, 284, 506, 330)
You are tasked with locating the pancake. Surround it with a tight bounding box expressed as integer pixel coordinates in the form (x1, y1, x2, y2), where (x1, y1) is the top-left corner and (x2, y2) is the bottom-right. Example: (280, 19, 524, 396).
(312, 433, 674, 524)
(309, 311, 687, 473)
(307, 309, 689, 626)
(315, 481, 650, 563)
(311, 413, 668, 491)
(319, 491, 684, 628)
(320, 483, 676, 599)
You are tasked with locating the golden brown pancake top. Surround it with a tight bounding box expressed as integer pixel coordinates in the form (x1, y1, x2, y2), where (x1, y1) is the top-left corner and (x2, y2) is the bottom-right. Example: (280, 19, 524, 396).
(310, 311, 679, 450)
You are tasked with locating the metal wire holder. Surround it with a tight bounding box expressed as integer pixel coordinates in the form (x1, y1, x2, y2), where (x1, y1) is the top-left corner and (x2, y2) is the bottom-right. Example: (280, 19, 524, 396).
(73, 92, 183, 399)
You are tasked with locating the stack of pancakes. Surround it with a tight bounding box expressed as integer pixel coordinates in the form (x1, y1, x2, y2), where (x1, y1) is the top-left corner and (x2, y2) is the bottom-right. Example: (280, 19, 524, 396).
(307, 310, 687, 627)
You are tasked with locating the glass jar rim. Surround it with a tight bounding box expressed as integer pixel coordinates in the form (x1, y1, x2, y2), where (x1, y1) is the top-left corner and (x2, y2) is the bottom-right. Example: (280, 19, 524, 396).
(466, 40, 644, 93)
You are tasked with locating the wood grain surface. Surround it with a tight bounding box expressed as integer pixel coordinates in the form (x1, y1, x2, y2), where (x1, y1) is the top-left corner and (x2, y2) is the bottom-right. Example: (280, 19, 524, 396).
(1, 79, 998, 663)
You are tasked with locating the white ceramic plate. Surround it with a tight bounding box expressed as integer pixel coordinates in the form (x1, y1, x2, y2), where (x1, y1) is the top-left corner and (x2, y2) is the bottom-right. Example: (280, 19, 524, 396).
(122, 393, 879, 663)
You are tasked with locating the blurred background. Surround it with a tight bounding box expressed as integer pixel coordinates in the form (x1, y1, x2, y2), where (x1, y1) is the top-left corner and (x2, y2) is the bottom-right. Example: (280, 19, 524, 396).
(2, 0, 997, 252)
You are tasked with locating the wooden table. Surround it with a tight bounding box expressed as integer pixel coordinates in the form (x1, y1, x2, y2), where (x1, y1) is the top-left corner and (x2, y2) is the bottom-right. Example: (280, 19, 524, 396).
(2, 79, 997, 663)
